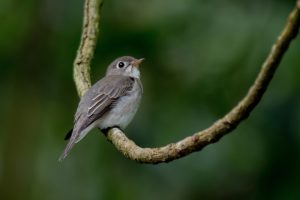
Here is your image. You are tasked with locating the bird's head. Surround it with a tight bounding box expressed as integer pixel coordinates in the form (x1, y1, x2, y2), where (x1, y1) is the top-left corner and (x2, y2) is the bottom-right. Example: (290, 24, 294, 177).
(106, 56, 144, 78)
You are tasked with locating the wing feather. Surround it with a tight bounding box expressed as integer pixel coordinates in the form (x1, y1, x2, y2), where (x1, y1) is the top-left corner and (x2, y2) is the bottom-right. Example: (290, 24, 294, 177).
(86, 77, 134, 118)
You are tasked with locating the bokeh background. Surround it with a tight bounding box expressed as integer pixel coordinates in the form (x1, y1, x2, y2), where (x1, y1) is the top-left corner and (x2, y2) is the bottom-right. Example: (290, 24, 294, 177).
(1, 0, 300, 199)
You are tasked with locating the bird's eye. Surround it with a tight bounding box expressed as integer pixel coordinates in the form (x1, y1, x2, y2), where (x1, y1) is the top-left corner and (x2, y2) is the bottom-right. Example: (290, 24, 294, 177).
(117, 61, 125, 68)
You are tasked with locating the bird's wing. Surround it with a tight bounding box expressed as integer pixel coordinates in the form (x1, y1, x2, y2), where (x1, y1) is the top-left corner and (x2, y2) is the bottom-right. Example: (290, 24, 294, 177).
(59, 76, 135, 161)
(85, 76, 135, 130)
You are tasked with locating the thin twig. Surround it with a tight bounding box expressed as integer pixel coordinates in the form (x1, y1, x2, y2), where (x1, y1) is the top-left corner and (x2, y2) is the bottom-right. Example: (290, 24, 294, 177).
(73, 1, 300, 164)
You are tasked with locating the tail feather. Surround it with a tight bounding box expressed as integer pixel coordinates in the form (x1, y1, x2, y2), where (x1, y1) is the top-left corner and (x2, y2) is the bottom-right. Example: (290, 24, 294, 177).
(59, 125, 93, 162)
(58, 139, 76, 162)
(59, 128, 78, 162)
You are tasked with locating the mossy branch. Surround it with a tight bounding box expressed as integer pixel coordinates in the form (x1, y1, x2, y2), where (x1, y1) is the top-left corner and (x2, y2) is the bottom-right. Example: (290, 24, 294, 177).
(73, 0, 300, 164)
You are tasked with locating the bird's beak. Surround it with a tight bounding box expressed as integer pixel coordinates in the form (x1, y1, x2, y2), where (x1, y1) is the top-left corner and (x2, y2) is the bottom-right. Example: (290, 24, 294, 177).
(131, 58, 144, 68)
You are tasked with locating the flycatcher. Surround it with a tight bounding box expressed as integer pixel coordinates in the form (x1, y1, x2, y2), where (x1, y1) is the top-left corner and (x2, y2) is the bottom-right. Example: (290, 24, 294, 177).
(59, 56, 144, 161)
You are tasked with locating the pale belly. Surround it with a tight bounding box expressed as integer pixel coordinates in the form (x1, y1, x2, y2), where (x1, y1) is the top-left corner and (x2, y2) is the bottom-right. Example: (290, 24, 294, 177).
(98, 91, 142, 129)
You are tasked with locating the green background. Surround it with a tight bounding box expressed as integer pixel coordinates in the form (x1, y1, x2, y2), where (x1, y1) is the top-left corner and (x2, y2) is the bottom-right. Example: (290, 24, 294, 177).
(1, 0, 300, 199)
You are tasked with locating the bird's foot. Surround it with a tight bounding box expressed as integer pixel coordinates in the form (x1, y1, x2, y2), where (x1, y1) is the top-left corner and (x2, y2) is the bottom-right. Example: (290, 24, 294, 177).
(100, 126, 123, 136)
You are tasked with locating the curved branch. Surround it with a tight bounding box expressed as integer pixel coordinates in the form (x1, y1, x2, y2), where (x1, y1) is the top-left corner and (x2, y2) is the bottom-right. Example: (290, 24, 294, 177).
(74, 1, 300, 164)
(73, 0, 103, 97)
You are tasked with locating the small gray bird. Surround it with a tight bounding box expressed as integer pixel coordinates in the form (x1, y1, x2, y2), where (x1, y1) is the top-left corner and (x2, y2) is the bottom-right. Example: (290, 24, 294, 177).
(59, 56, 144, 161)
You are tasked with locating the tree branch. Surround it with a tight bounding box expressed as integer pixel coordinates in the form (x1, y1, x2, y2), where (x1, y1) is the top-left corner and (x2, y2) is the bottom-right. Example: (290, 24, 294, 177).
(73, 0, 103, 97)
(73, 1, 300, 164)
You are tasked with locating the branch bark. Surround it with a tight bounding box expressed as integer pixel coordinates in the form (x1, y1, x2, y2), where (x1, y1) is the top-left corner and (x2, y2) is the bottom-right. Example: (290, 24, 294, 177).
(73, 1, 300, 164)
(73, 0, 103, 97)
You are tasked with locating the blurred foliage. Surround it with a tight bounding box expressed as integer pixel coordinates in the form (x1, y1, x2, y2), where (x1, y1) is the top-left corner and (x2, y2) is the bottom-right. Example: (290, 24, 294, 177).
(0, 0, 300, 199)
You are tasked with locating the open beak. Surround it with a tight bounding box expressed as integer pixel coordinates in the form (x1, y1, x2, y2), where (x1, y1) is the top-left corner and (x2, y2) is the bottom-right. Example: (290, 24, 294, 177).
(131, 58, 144, 68)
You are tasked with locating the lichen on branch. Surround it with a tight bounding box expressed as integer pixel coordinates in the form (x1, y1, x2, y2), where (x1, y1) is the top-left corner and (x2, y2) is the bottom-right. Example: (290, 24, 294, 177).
(73, 0, 300, 164)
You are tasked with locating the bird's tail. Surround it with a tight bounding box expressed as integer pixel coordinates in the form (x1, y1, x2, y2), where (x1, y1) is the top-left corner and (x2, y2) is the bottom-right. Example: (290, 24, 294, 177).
(58, 139, 76, 162)
(58, 128, 78, 162)
(59, 125, 92, 161)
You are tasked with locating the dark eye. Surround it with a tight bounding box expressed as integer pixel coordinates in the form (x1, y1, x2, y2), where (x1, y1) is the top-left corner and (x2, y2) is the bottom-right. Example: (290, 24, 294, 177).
(117, 61, 125, 68)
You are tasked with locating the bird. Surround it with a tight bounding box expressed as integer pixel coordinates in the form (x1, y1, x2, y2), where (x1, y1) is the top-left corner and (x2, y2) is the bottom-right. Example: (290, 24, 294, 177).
(59, 56, 144, 161)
